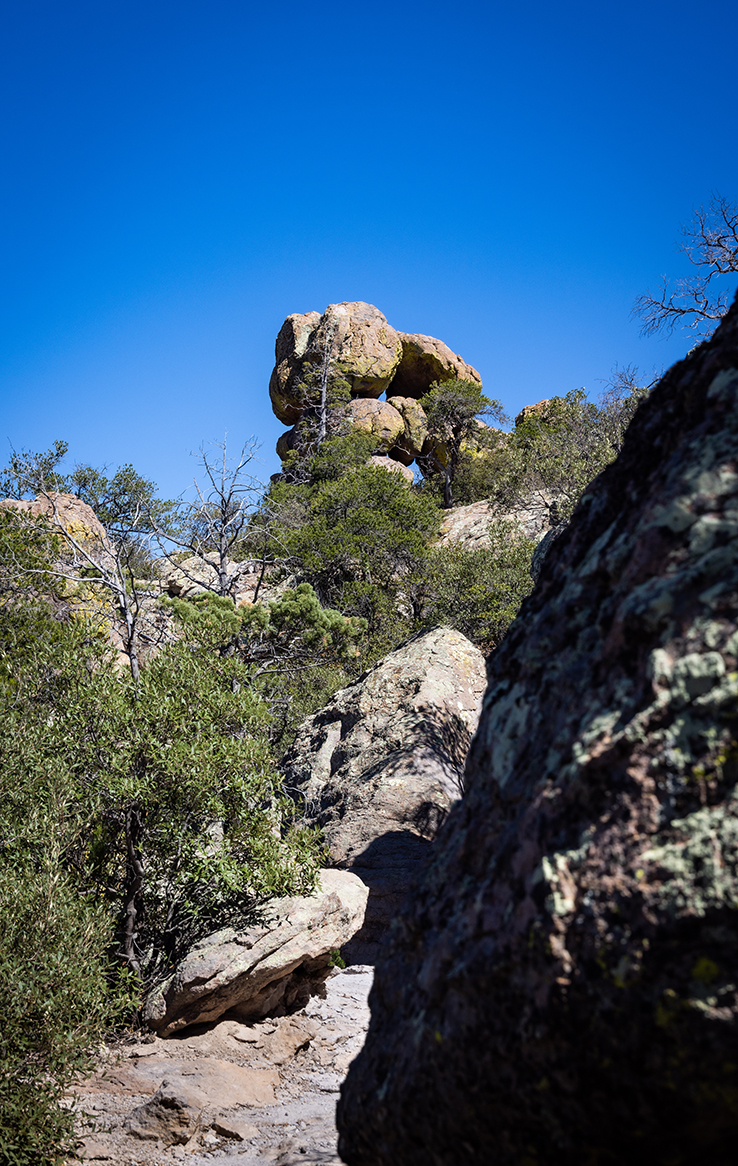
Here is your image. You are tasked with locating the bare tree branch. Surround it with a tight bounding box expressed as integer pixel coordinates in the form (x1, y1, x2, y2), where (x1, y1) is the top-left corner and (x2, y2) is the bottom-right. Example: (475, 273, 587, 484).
(634, 192, 738, 340)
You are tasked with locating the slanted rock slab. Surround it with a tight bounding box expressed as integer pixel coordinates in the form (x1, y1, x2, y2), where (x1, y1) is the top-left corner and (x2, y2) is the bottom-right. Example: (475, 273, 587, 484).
(283, 626, 486, 961)
(144, 870, 367, 1036)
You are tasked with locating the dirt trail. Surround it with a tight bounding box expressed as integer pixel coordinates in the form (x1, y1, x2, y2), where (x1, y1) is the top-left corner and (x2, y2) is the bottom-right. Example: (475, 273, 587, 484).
(72, 967, 372, 1166)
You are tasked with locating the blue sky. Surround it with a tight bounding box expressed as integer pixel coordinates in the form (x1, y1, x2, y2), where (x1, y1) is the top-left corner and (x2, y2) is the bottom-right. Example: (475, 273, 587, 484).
(2, 0, 737, 499)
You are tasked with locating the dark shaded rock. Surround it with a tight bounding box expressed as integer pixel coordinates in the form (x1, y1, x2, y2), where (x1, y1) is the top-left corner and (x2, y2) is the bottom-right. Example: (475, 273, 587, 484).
(338, 297, 738, 1165)
(283, 627, 486, 963)
(391, 332, 482, 399)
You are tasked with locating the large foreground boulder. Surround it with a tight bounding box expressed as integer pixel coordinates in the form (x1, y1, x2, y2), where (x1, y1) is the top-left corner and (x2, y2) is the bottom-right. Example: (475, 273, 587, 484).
(338, 301, 738, 1166)
(283, 627, 486, 962)
(144, 870, 367, 1036)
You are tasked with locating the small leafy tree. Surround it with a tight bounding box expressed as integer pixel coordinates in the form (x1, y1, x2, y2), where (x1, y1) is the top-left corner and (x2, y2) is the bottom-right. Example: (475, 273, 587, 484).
(419, 379, 507, 508)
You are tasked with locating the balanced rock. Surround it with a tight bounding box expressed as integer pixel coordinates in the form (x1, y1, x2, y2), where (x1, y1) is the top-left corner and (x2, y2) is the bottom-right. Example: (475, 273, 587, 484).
(338, 296, 738, 1164)
(144, 870, 367, 1036)
(283, 627, 486, 962)
(268, 303, 403, 426)
(346, 398, 404, 449)
(390, 332, 482, 399)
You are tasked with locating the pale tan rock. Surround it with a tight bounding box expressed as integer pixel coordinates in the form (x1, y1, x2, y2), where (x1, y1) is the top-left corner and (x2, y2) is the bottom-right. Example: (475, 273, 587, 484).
(269, 311, 322, 425)
(367, 456, 415, 484)
(144, 870, 368, 1035)
(386, 395, 428, 459)
(213, 1115, 260, 1141)
(0, 492, 110, 554)
(390, 332, 482, 399)
(283, 628, 486, 961)
(515, 397, 551, 426)
(346, 398, 404, 448)
(437, 496, 554, 550)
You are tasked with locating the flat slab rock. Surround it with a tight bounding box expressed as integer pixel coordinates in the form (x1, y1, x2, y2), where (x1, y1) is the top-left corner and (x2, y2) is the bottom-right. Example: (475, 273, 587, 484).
(72, 966, 373, 1165)
(145, 870, 368, 1037)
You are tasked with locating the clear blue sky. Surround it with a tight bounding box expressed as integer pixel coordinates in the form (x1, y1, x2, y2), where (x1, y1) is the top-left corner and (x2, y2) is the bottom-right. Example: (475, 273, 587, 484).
(2, 0, 737, 498)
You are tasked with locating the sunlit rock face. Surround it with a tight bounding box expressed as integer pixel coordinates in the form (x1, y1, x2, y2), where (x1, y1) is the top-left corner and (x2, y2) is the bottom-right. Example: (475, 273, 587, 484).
(268, 304, 481, 468)
(338, 295, 738, 1166)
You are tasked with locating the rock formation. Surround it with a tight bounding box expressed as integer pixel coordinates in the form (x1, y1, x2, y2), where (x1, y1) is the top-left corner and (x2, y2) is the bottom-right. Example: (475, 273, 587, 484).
(436, 494, 553, 551)
(269, 303, 481, 473)
(144, 870, 367, 1036)
(282, 627, 486, 962)
(338, 300, 738, 1166)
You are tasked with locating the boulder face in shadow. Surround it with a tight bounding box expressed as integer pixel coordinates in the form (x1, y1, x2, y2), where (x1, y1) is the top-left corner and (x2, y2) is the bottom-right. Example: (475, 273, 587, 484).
(338, 296, 738, 1166)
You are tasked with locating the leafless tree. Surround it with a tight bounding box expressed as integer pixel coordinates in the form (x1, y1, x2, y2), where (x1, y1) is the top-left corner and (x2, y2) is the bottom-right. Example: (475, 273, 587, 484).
(634, 192, 738, 340)
(152, 436, 281, 604)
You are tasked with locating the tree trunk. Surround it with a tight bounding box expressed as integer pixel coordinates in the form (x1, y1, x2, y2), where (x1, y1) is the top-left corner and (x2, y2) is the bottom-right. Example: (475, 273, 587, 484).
(121, 804, 145, 977)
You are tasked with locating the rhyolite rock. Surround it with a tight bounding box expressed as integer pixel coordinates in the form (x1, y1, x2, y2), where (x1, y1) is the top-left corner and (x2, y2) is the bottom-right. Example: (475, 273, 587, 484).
(268, 303, 402, 426)
(367, 456, 415, 485)
(283, 627, 486, 962)
(346, 398, 405, 449)
(390, 332, 482, 399)
(338, 301, 738, 1166)
(436, 495, 554, 552)
(386, 395, 428, 461)
(144, 870, 367, 1036)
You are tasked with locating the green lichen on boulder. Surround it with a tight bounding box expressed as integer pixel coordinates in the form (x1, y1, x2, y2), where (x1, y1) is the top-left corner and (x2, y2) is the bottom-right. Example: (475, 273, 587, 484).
(338, 295, 738, 1165)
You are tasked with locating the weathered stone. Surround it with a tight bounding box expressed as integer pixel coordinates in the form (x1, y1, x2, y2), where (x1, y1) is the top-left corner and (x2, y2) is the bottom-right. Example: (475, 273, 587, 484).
(515, 397, 552, 426)
(0, 491, 111, 556)
(269, 311, 322, 425)
(346, 398, 404, 449)
(338, 297, 738, 1164)
(390, 333, 482, 399)
(309, 302, 403, 398)
(436, 495, 554, 551)
(283, 628, 486, 962)
(144, 870, 367, 1035)
(268, 303, 402, 427)
(366, 456, 415, 485)
(386, 396, 428, 460)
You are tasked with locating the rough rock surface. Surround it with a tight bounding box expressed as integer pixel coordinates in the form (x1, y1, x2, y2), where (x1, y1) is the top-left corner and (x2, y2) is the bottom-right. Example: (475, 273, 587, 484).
(73, 966, 373, 1165)
(385, 395, 428, 460)
(268, 303, 402, 425)
(345, 398, 404, 449)
(0, 491, 111, 554)
(389, 332, 482, 399)
(145, 871, 368, 1037)
(309, 303, 402, 398)
(338, 299, 738, 1165)
(283, 628, 486, 962)
(269, 311, 323, 426)
(366, 456, 415, 485)
(436, 495, 553, 551)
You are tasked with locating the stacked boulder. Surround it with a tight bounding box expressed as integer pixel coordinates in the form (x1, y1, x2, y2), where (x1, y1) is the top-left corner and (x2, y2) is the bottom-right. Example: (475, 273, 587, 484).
(269, 302, 482, 476)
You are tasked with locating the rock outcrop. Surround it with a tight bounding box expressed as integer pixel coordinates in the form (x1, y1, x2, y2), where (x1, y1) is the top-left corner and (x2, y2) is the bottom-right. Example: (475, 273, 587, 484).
(283, 627, 486, 962)
(390, 332, 482, 399)
(436, 495, 553, 551)
(269, 305, 481, 473)
(144, 870, 367, 1036)
(345, 398, 404, 449)
(366, 456, 415, 485)
(0, 491, 111, 556)
(338, 302, 738, 1166)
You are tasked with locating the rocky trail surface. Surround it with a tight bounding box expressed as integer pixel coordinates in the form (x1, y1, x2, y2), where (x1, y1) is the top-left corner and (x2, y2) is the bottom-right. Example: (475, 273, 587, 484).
(72, 967, 372, 1166)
